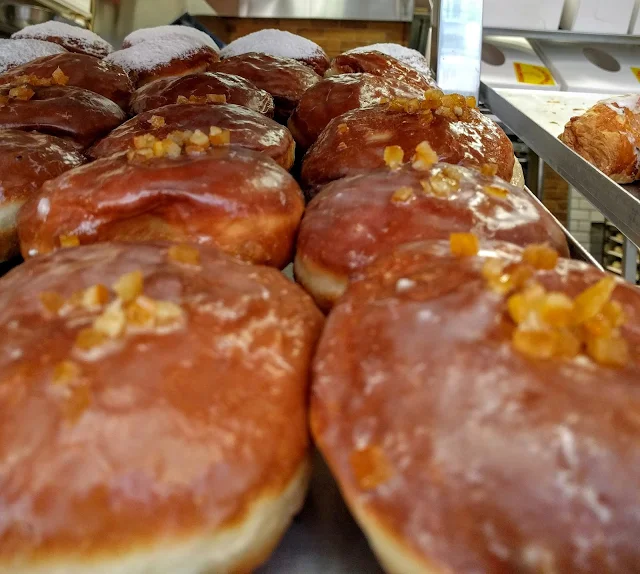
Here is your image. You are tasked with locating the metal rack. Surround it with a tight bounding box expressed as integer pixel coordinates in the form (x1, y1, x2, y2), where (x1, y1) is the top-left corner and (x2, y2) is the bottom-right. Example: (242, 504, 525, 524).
(480, 85, 640, 282)
(483, 27, 640, 45)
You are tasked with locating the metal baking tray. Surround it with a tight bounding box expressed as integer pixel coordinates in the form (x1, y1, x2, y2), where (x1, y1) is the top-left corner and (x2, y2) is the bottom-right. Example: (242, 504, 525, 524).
(258, 451, 383, 573)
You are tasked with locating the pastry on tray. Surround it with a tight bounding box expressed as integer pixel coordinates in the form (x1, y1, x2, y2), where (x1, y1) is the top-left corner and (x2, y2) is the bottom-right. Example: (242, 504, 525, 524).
(342, 43, 433, 80)
(129, 71, 274, 117)
(211, 53, 321, 122)
(296, 152, 568, 309)
(0, 52, 134, 109)
(12, 21, 113, 59)
(0, 241, 323, 574)
(106, 34, 219, 87)
(327, 49, 436, 91)
(88, 102, 295, 169)
(0, 129, 84, 262)
(220, 29, 330, 75)
(312, 236, 640, 574)
(0, 84, 125, 147)
(19, 145, 304, 268)
(560, 95, 640, 183)
(288, 73, 424, 150)
(0, 38, 66, 73)
(301, 92, 517, 192)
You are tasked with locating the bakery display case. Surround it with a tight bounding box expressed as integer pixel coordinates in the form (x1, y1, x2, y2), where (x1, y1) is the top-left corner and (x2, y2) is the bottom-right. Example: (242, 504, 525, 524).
(0, 2, 638, 573)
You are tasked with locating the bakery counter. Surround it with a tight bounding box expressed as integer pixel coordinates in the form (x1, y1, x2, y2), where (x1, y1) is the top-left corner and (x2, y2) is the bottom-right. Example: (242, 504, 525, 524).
(481, 84, 640, 281)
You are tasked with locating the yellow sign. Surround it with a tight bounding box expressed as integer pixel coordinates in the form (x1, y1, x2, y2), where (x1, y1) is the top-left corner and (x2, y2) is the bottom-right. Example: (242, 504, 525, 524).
(513, 62, 554, 86)
(631, 67, 640, 82)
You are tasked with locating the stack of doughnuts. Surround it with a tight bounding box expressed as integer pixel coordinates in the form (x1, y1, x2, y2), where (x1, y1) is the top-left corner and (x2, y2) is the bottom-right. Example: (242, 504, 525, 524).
(1, 22, 638, 574)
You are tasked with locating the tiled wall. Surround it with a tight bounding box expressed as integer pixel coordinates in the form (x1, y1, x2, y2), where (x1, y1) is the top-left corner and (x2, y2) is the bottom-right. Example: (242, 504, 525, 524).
(199, 17, 410, 56)
(567, 187, 604, 251)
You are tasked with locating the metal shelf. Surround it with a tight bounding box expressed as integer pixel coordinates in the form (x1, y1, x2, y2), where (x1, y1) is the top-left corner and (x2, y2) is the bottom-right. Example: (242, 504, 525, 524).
(36, 0, 92, 20)
(483, 27, 640, 45)
(481, 84, 640, 249)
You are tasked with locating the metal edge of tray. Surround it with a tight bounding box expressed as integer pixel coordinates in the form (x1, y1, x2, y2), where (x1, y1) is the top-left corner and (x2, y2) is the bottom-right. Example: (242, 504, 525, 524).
(257, 450, 384, 573)
(481, 83, 640, 250)
(483, 27, 640, 45)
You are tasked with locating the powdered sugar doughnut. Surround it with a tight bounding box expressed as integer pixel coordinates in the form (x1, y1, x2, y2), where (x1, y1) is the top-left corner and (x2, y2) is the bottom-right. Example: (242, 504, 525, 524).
(345, 43, 433, 79)
(0, 38, 67, 73)
(106, 37, 219, 87)
(12, 21, 113, 59)
(221, 29, 329, 75)
(123, 25, 220, 51)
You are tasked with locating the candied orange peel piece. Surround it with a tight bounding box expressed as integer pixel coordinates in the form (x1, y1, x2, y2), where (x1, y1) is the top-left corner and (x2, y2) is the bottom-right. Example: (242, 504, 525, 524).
(383, 145, 404, 169)
(39, 291, 65, 315)
(127, 125, 230, 161)
(483, 185, 509, 199)
(350, 445, 392, 490)
(481, 163, 498, 177)
(93, 301, 126, 338)
(391, 186, 414, 203)
(149, 115, 165, 128)
(494, 249, 629, 368)
(412, 141, 438, 171)
(572, 276, 616, 324)
(59, 234, 80, 248)
(113, 270, 143, 303)
(74, 327, 109, 351)
(209, 126, 231, 146)
(430, 170, 459, 196)
(52, 67, 69, 85)
(168, 244, 201, 266)
(522, 244, 559, 270)
(450, 232, 479, 257)
(53, 360, 82, 386)
(8, 85, 35, 101)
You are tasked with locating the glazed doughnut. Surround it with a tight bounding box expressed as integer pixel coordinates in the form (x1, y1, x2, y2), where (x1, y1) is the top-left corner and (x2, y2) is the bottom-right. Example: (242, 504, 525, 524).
(311, 237, 640, 574)
(12, 21, 113, 59)
(288, 73, 424, 150)
(301, 94, 515, 191)
(122, 25, 220, 51)
(212, 53, 321, 122)
(0, 241, 323, 574)
(295, 160, 568, 309)
(559, 95, 640, 184)
(129, 71, 274, 117)
(0, 53, 134, 109)
(0, 38, 66, 73)
(105, 37, 219, 87)
(89, 102, 295, 169)
(0, 130, 84, 262)
(220, 29, 330, 75)
(327, 50, 436, 91)
(344, 43, 433, 79)
(0, 85, 126, 147)
(19, 145, 304, 267)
